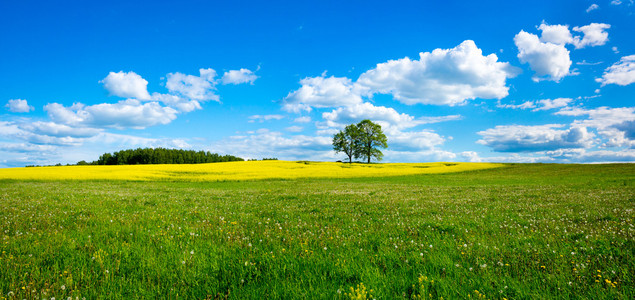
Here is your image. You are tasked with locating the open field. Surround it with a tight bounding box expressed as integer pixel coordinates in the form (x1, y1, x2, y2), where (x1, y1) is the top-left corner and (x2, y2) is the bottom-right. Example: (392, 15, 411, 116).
(0, 163, 633, 299)
(0, 161, 502, 181)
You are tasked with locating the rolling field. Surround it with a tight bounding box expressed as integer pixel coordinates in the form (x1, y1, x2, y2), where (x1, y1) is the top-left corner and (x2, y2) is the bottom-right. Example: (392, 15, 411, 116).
(0, 163, 633, 299)
(0, 161, 503, 181)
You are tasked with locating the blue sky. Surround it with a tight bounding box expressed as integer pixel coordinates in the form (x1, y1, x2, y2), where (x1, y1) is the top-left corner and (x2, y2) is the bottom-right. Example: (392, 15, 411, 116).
(1, 0, 634, 167)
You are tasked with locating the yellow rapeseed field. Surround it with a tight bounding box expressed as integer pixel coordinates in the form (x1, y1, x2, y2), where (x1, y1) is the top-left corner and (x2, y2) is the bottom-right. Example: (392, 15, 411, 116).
(0, 161, 504, 181)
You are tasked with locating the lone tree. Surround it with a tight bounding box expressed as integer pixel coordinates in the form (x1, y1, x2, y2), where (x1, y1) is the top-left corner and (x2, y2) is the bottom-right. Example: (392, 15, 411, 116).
(356, 119, 388, 163)
(332, 119, 387, 163)
(332, 124, 359, 163)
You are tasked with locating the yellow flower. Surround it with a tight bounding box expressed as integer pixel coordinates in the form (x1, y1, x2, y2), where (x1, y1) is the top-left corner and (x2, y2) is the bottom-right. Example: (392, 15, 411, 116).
(0, 161, 503, 181)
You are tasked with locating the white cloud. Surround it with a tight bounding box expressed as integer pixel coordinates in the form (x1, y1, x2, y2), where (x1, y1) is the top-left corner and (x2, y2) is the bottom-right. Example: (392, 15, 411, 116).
(211, 130, 334, 161)
(538, 23, 574, 45)
(556, 106, 635, 147)
(322, 102, 460, 130)
(357, 40, 518, 105)
(572, 23, 610, 49)
(5, 99, 34, 113)
(248, 114, 285, 122)
(586, 4, 599, 13)
(166, 68, 219, 101)
(293, 116, 311, 123)
(25, 121, 101, 138)
(568, 149, 635, 163)
(150, 93, 201, 113)
(221, 68, 258, 85)
(100, 71, 151, 100)
(460, 151, 482, 162)
(386, 130, 446, 152)
(611, 0, 622, 5)
(45, 99, 179, 129)
(516, 22, 610, 81)
(281, 75, 363, 112)
(477, 124, 594, 152)
(285, 126, 304, 132)
(318, 102, 453, 156)
(497, 98, 573, 111)
(382, 149, 457, 162)
(0, 120, 88, 146)
(576, 60, 602, 66)
(497, 101, 536, 110)
(533, 98, 573, 111)
(556, 106, 635, 128)
(514, 30, 572, 82)
(612, 46, 619, 54)
(596, 55, 635, 86)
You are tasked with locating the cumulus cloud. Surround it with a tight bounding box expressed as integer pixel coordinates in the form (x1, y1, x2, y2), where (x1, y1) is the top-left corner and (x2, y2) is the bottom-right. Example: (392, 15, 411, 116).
(596, 55, 635, 86)
(221, 68, 258, 85)
(45, 100, 178, 129)
(556, 106, 635, 128)
(150, 93, 201, 113)
(533, 98, 573, 111)
(5, 99, 34, 113)
(357, 40, 519, 105)
(556, 106, 635, 147)
(538, 23, 574, 45)
(477, 124, 594, 152)
(586, 4, 599, 12)
(211, 130, 334, 160)
(166, 68, 219, 101)
(613, 120, 635, 140)
(281, 75, 363, 112)
(570, 149, 635, 163)
(460, 151, 482, 162)
(517, 22, 610, 81)
(322, 102, 461, 130)
(514, 30, 572, 82)
(24, 121, 102, 138)
(0, 121, 89, 146)
(536, 22, 610, 49)
(100, 71, 151, 100)
(385, 130, 447, 152)
(572, 23, 610, 49)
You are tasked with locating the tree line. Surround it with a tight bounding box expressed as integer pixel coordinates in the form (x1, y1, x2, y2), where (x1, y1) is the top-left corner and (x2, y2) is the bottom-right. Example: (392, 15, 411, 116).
(333, 119, 388, 163)
(81, 148, 244, 165)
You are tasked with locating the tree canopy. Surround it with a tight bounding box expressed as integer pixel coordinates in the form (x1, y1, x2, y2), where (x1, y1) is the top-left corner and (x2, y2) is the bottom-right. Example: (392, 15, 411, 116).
(332, 120, 388, 163)
(332, 124, 360, 163)
(91, 148, 243, 165)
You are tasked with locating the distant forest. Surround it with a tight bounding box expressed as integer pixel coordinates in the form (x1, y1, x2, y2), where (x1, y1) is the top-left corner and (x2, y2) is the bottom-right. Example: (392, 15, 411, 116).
(77, 148, 244, 165)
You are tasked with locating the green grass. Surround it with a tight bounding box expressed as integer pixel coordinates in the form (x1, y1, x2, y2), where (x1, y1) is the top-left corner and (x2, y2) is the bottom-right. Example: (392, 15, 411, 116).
(0, 163, 633, 299)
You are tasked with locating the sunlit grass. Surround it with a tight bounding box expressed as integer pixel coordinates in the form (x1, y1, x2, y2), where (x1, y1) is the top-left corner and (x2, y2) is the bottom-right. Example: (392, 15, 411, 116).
(0, 163, 633, 299)
(0, 161, 503, 181)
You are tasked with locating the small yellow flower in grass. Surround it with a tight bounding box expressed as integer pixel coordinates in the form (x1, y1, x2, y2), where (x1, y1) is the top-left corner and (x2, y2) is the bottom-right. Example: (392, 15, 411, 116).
(541, 265, 545, 269)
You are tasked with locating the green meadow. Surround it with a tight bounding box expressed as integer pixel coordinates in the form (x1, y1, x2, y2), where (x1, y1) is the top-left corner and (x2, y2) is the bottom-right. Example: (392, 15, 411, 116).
(0, 163, 633, 299)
